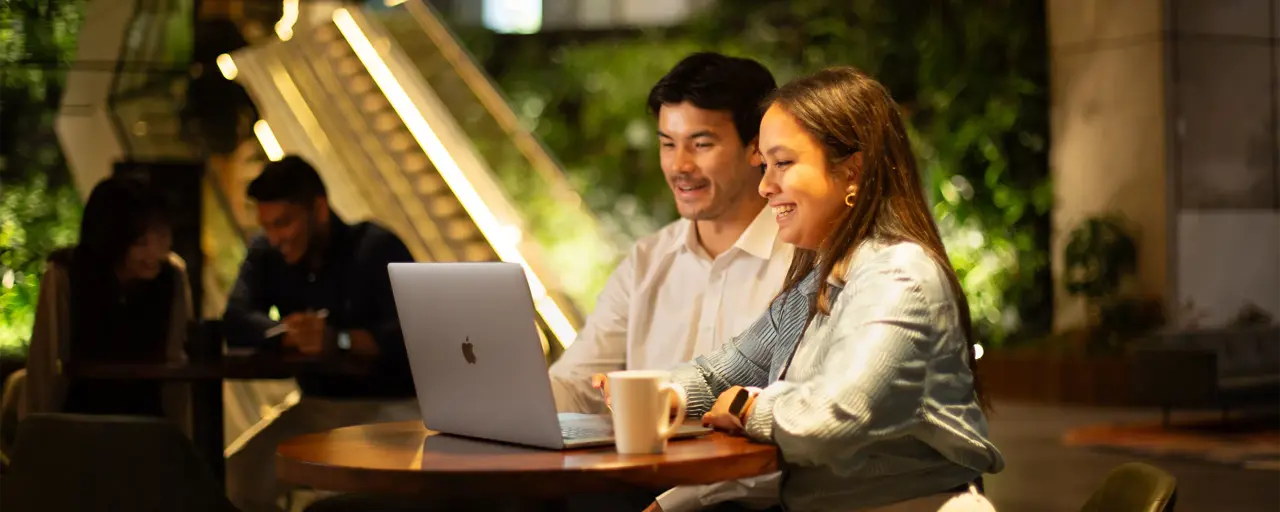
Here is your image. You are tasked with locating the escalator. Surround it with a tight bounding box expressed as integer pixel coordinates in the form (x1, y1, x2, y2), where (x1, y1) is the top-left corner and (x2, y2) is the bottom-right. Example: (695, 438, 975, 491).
(57, 0, 621, 456)
(227, 1, 623, 355)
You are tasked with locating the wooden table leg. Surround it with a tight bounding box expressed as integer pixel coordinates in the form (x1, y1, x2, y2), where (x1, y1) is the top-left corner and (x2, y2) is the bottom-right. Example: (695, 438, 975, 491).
(191, 378, 226, 486)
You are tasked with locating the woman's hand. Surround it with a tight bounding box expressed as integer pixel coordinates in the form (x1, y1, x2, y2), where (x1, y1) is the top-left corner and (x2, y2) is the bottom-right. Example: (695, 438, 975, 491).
(702, 385, 753, 435)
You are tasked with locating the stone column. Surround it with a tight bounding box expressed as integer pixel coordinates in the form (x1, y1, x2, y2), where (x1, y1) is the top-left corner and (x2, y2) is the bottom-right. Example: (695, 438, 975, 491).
(1049, 0, 1280, 330)
(1048, 0, 1170, 331)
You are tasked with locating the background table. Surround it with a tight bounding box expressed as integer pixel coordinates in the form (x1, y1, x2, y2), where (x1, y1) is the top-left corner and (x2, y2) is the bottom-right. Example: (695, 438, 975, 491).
(66, 353, 375, 485)
(276, 421, 779, 499)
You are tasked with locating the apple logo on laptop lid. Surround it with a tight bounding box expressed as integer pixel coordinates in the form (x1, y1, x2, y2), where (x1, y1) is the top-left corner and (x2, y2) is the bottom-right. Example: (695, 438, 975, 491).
(461, 336, 477, 364)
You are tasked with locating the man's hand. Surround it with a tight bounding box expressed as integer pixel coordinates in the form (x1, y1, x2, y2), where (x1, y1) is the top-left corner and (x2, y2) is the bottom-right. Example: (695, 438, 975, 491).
(590, 373, 611, 410)
(281, 312, 326, 355)
(702, 386, 751, 435)
(347, 329, 379, 355)
(643, 501, 665, 512)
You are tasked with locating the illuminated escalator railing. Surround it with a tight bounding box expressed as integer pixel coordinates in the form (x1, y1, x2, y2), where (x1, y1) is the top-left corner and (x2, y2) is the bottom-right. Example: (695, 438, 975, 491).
(369, 1, 622, 317)
(328, 6, 585, 349)
(223, 3, 612, 352)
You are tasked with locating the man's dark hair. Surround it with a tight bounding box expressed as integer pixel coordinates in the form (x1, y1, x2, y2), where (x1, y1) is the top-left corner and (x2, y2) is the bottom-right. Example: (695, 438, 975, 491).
(646, 52, 777, 145)
(247, 155, 327, 204)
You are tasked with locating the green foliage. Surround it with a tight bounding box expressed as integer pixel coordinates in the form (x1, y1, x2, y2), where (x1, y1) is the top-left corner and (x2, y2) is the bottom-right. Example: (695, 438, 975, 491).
(479, 34, 703, 241)
(465, 0, 1051, 344)
(0, 176, 83, 357)
(1, 0, 88, 358)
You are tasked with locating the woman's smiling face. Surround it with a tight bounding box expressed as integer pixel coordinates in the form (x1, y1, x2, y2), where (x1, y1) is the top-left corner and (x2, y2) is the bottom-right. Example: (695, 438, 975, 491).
(757, 104, 858, 250)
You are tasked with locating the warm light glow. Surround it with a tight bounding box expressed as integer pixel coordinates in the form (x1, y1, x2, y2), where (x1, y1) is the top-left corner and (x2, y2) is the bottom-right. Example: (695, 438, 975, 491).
(275, 0, 299, 41)
(384, 0, 408, 6)
(253, 120, 285, 162)
(331, 8, 578, 346)
(973, 344, 985, 360)
(216, 53, 238, 80)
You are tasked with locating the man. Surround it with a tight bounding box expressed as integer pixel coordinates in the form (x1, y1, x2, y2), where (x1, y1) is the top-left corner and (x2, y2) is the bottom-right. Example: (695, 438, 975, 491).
(550, 52, 791, 412)
(549, 52, 791, 511)
(222, 156, 418, 512)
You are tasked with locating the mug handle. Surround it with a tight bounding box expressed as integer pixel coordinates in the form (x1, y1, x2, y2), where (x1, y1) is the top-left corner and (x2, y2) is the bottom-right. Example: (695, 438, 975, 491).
(658, 382, 688, 440)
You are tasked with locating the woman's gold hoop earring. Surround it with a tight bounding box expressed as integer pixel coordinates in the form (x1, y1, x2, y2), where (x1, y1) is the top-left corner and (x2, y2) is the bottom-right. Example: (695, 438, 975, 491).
(844, 191, 857, 207)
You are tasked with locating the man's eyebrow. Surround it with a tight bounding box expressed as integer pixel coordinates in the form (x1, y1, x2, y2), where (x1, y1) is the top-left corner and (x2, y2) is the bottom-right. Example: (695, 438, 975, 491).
(656, 130, 721, 140)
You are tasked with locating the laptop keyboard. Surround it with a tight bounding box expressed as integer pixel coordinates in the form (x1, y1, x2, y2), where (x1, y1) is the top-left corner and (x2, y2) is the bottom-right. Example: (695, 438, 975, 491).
(558, 413, 613, 440)
(561, 424, 612, 440)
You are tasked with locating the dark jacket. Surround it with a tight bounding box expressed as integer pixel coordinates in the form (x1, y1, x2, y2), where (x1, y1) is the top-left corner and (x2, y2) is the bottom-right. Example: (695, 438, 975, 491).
(222, 215, 416, 399)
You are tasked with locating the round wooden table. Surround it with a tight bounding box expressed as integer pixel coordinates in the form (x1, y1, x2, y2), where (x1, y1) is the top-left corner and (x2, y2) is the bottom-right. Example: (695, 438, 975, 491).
(276, 421, 779, 499)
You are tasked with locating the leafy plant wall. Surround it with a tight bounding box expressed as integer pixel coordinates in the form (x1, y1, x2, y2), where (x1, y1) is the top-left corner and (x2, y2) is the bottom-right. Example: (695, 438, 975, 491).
(0, 178, 82, 357)
(462, 0, 1052, 345)
(0, 0, 87, 357)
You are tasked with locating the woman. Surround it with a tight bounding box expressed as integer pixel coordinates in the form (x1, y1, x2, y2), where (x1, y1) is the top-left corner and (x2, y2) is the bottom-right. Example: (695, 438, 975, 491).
(22, 175, 191, 425)
(605, 67, 1004, 512)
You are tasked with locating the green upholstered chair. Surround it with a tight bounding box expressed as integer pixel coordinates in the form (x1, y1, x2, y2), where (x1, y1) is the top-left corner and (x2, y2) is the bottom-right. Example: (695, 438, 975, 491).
(1080, 462, 1178, 512)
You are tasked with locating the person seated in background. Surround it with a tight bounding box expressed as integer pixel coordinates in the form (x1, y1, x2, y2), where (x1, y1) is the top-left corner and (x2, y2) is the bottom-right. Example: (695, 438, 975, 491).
(549, 52, 793, 415)
(21, 175, 192, 425)
(222, 155, 418, 512)
(603, 67, 1005, 512)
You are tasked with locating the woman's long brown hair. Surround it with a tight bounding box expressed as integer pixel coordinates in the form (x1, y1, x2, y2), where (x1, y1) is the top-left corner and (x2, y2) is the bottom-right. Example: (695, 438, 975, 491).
(769, 67, 989, 411)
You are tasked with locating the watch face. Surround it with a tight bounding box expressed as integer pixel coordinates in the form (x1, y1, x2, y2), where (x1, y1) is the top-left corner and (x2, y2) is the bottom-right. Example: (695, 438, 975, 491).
(728, 388, 750, 416)
(337, 332, 352, 350)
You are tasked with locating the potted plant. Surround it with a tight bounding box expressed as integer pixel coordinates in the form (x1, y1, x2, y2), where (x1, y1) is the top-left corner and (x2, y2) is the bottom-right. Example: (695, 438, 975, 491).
(1063, 214, 1163, 353)
(982, 214, 1164, 405)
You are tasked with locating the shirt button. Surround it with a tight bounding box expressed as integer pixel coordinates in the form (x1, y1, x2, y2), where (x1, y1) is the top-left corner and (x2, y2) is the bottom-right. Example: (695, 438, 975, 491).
(308, 273, 316, 283)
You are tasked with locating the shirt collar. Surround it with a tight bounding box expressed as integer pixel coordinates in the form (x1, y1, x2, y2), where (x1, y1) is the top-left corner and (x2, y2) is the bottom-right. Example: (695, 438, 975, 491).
(678, 206, 779, 260)
(735, 206, 780, 260)
(289, 212, 350, 270)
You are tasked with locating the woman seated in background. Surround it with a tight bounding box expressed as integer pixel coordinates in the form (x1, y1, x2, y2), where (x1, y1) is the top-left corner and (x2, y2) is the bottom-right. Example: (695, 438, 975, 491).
(22, 175, 191, 425)
(605, 67, 1004, 512)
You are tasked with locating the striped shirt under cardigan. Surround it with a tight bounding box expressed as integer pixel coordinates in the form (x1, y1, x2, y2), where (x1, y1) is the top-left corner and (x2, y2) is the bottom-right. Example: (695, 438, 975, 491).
(670, 239, 1005, 512)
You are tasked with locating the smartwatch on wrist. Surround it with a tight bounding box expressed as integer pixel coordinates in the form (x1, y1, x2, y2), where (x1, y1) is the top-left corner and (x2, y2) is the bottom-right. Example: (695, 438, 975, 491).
(726, 386, 763, 429)
(336, 330, 352, 353)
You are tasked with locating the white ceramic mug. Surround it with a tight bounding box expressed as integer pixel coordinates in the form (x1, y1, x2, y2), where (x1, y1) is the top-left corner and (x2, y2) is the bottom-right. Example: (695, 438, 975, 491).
(607, 370, 688, 454)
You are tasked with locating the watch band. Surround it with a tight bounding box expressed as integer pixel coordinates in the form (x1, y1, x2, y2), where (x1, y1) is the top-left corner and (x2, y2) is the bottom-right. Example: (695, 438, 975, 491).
(726, 386, 763, 430)
(737, 387, 763, 425)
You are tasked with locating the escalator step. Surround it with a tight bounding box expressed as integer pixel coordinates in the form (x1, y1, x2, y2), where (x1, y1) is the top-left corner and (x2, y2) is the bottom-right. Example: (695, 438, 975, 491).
(338, 59, 362, 77)
(430, 199, 461, 218)
(403, 154, 430, 173)
(360, 95, 388, 114)
(415, 175, 444, 195)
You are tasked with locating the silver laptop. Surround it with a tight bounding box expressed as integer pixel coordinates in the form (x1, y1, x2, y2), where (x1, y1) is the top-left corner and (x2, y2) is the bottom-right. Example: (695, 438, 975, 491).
(388, 262, 710, 449)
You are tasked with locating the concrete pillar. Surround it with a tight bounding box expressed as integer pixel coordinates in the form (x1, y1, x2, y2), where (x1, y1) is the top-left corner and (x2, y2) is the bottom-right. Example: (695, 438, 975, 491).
(1048, 0, 1170, 331)
(1049, 0, 1280, 331)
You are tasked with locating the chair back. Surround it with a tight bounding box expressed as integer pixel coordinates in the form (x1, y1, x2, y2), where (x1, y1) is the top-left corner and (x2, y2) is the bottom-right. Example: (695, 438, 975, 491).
(1080, 462, 1177, 512)
(0, 413, 235, 512)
